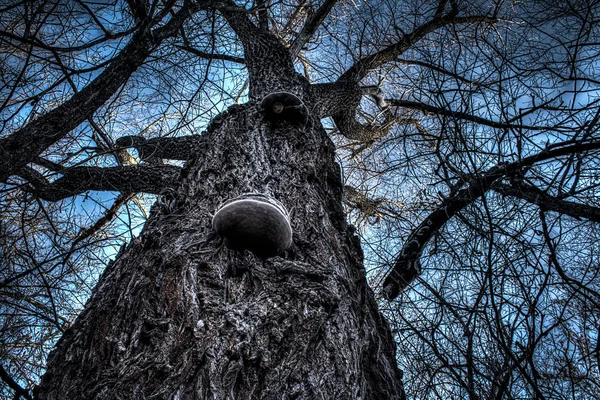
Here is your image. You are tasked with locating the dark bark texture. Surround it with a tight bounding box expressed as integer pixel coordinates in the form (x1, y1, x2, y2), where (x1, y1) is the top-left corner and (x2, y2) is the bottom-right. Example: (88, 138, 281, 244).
(35, 103, 405, 399)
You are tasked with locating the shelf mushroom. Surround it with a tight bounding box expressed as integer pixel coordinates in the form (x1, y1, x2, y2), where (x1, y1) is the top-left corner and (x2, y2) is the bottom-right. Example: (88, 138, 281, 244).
(212, 193, 293, 258)
(261, 92, 309, 124)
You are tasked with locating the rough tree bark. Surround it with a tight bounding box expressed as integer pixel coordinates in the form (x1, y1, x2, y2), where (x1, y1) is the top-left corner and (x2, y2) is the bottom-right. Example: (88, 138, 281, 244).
(34, 96, 404, 398)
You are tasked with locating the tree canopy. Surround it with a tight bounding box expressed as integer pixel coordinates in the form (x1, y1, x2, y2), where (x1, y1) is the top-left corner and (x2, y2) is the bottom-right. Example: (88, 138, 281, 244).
(1, 0, 600, 398)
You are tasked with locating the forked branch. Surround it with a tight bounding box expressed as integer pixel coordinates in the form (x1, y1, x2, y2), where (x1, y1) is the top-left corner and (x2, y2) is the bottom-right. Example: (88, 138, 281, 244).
(338, 1, 496, 84)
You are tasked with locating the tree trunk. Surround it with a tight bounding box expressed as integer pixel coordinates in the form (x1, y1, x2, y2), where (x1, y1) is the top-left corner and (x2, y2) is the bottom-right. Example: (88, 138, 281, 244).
(34, 103, 404, 399)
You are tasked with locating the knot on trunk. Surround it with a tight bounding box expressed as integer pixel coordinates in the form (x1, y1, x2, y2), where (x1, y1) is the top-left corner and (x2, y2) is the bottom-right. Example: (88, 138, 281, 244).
(261, 92, 309, 124)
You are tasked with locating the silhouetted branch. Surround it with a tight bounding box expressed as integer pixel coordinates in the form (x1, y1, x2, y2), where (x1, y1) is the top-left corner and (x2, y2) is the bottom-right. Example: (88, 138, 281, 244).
(493, 181, 600, 223)
(0, 2, 201, 182)
(382, 139, 600, 299)
(21, 165, 181, 202)
(338, 2, 496, 84)
(116, 135, 206, 162)
(216, 0, 303, 98)
(175, 44, 245, 64)
(385, 98, 561, 131)
(0, 364, 32, 400)
(73, 193, 136, 246)
(540, 211, 600, 303)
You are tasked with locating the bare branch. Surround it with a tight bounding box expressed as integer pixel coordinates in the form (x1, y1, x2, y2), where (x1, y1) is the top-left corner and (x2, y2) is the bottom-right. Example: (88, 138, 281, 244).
(21, 165, 181, 202)
(255, 0, 269, 31)
(289, 0, 340, 59)
(540, 211, 600, 303)
(215, 0, 305, 98)
(338, 10, 496, 84)
(175, 44, 245, 64)
(344, 185, 383, 217)
(0, 3, 201, 182)
(385, 98, 561, 131)
(394, 58, 489, 87)
(333, 108, 398, 142)
(0, 364, 32, 400)
(72, 193, 136, 246)
(125, 0, 149, 24)
(382, 139, 600, 299)
(493, 181, 600, 223)
(116, 135, 206, 162)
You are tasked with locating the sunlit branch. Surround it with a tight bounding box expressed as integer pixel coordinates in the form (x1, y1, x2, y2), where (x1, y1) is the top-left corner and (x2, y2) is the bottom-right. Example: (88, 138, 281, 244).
(382, 139, 600, 299)
(333, 109, 398, 142)
(289, 0, 340, 58)
(21, 165, 181, 202)
(310, 83, 418, 143)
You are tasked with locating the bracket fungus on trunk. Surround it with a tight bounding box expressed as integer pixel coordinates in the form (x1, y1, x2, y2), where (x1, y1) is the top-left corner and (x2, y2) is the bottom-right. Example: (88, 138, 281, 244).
(212, 193, 293, 258)
(261, 92, 309, 124)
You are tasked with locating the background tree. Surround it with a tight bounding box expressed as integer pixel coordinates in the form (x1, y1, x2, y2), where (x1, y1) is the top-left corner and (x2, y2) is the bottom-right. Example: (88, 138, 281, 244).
(1, 0, 599, 399)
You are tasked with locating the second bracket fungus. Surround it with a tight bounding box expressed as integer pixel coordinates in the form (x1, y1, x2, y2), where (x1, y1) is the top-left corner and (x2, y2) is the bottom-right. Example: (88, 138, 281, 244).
(212, 193, 293, 258)
(261, 92, 309, 124)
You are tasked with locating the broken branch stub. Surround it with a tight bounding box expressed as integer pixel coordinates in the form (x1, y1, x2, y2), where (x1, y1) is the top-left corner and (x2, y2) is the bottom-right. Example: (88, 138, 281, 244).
(212, 193, 293, 258)
(261, 92, 309, 124)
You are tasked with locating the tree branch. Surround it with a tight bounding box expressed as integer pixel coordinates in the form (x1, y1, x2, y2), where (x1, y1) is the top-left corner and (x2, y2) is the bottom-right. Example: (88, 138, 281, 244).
(337, 8, 496, 84)
(310, 83, 420, 143)
(255, 0, 269, 31)
(394, 58, 488, 87)
(344, 185, 383, 217)
(382, 139, 600, 299)
(333, 109, 398, 142)
(493, 181, 600, 223)
(125, 0, 149, 24)
(175, 44, 245, 64)
(215, 0, 305, 98)
(115, 135, 206, 162)
(72, 193, 136, 246)
(21, 165, 181, 202)
(0, 27, 136, 53)
(289, 0, 340, 58)
(539, 211, 600, 303)
(0, 364, 32, 400)
(385, 98, 560, 131)
(0, 2, 200, 182)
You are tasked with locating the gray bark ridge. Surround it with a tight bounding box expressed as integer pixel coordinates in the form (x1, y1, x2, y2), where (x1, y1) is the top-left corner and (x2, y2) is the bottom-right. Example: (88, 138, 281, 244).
(35, 103, 405, 399)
